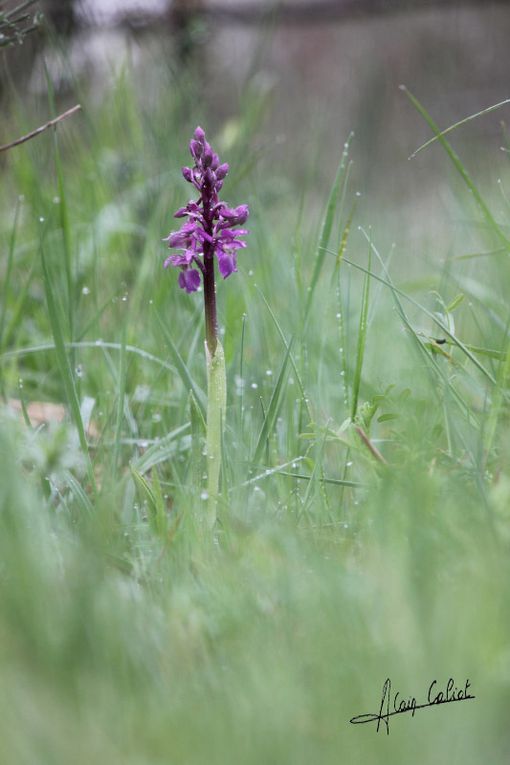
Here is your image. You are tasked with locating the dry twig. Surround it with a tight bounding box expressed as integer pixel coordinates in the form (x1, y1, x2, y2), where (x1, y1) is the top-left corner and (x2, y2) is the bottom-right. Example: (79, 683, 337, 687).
(0, 103, 81, 153)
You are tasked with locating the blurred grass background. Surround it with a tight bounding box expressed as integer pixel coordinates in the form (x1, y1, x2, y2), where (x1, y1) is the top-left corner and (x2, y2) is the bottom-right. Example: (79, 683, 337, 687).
(1, 1, 510, 762)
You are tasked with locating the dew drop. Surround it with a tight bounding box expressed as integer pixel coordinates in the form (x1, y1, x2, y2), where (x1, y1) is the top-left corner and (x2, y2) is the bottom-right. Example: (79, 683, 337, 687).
(200, 491, 209, 501)
(82, 286, 90, 295)
(75, 364, 83, 378)
(265, 369, 273, 376)
(39, 216, 45, 223)
(251, 382, 258, 389)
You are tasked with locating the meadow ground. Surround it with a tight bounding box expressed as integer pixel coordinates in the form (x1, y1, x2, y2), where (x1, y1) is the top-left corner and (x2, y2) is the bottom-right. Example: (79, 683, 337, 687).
(1, 51, 510, 764)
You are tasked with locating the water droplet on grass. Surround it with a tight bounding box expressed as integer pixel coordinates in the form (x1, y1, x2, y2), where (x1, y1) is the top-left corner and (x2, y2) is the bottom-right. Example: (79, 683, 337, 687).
(82, 286, 90, 295)
(200, 491, 209, 501)
(251, 382, 258, 389)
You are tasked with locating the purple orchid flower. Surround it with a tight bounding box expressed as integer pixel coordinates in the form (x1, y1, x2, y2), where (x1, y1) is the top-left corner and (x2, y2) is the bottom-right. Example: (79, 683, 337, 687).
(163, 127, 249, 354)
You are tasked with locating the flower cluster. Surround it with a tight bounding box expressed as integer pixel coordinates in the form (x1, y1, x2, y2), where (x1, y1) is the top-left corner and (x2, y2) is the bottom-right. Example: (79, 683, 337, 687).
(163, 126, 249, 293)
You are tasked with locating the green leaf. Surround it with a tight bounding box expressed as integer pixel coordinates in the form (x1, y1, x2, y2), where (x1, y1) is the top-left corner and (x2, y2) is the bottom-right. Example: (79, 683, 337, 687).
(304, 134, 353, 323)
(253, 337, 294, 465)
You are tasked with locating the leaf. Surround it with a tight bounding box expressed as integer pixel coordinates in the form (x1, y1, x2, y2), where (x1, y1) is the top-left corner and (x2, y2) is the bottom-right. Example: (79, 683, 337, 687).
(351, 243, 371, 420)
(130, 465, 167, 538)
(253, 337, 294, 465)
(154, 308, 206, 417)
(304, 134, 353, 323)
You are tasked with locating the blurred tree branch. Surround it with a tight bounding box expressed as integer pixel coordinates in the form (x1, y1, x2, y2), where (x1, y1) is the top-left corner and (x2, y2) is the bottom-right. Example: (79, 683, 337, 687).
(0, 0, 41, 48)
(0, 103, 81, 153)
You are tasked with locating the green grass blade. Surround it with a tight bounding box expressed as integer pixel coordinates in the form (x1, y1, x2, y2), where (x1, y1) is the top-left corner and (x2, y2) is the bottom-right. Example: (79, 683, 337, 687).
(44, 62, 75, 339)
(130, 465, 167, 538)
(402, 86, 510, 249)
(351, 243, 371, 421)
(113, 323, 127, 472)
(304, 134, 353, 323)
(239, 312, 246, 433)
(0, 197, 21, 354)
(256, 287, 312, 425)
(279, 471, 363, 489)
(409, 97, 510, 159)
(131, 424, 190, 474)
(40, 243, 96, 492)
(63, 470, 94, 516)
(154, 307, 206, 417)
(253, 337, 294, 465)
(343, 238, 498, 386)
(189, 390, 206, 495)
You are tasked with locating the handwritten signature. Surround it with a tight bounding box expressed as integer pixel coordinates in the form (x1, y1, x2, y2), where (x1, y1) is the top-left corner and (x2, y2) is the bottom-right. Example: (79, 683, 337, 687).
(350, 677, 475, 734)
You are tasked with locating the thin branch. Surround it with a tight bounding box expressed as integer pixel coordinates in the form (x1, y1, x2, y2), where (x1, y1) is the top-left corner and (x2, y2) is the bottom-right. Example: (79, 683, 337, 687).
(0, 104, 82, 154)
(355, 425, 388, 465)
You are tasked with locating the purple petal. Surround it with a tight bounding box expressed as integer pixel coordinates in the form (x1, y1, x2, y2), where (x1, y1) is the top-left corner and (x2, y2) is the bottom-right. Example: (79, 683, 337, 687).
(217, 252, 237, 279)
(203, 148, 214, 168)
(219, 204, 249, 224)
(164, 221, 198, 248)
(189, 139, 203, 160)
(216, 163, 229, 180)
(178, 268, 201, 292)
(194, 126, 206, 143)
(182, 166, 193, 183)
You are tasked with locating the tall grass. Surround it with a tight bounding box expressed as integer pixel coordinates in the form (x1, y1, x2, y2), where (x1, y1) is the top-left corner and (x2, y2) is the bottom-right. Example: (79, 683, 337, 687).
(0, 51, 509, 764)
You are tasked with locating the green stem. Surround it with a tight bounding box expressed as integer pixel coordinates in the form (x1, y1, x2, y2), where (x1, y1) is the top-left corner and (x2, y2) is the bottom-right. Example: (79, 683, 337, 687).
(205, 339, 226, 527)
